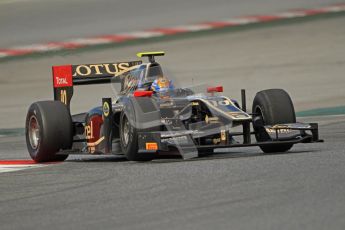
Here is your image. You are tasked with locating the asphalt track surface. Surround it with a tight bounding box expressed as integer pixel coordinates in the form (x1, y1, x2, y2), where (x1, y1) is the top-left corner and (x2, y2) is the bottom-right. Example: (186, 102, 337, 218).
(1, 115, 345, 230)
(1, 3, 345, 230)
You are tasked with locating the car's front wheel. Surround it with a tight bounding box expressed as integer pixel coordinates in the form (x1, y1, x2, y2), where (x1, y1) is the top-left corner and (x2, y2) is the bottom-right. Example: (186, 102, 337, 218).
(252, 89, 296, 153)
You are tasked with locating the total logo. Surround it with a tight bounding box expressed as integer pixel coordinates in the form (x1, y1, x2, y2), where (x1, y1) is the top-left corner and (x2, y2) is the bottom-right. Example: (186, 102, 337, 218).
(55, 77, 68, 85)
(52, 65, 73, 88)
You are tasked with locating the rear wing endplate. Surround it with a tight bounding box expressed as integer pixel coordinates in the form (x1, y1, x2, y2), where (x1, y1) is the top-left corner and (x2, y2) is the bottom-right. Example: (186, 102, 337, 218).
(52, 61, 142, 109)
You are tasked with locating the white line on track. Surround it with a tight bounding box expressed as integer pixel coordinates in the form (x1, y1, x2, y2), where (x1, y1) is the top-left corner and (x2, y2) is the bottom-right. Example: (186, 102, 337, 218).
(0, 164, 46, 173)
(0, 160, 53, 173)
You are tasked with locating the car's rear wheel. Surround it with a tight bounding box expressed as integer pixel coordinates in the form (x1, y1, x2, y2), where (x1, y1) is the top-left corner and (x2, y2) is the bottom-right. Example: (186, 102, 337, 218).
(25, 101, 72, 162)
(252, 89, 296, 153)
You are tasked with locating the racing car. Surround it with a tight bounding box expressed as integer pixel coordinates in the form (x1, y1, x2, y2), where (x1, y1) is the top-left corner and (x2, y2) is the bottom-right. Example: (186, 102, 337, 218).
(25, 51, 322, 162)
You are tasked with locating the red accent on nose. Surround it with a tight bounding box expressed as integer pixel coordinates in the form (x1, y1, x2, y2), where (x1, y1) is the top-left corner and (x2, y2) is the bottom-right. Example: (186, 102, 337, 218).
(133, 90, 153, 97)
(207, 86, 223, 93)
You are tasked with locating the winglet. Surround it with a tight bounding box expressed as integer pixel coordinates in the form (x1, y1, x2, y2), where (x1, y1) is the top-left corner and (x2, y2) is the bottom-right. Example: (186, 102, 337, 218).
(136, 51, 165, 63)
(137, 51, 165, 57)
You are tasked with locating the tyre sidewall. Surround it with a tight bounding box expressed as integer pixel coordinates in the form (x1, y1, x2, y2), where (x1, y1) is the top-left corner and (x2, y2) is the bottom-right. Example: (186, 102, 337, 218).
(252, 89, 296, 153)
(25, 101, 72, 162)
(120, 111, 139, 160)
(119, 97, 158, 161)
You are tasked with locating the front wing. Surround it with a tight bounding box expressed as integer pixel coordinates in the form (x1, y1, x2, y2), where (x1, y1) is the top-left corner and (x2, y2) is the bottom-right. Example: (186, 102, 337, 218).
(137, 122, 322, 155)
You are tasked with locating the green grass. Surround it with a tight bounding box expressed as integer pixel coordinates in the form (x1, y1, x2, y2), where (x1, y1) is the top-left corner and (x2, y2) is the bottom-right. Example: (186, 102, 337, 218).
(0, 128, 25, 137)
(296, 106, 345, 117)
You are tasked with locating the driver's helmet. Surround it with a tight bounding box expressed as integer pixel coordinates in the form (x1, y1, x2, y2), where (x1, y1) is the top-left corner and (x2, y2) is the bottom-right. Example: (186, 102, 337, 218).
(151, 75, 174, 93)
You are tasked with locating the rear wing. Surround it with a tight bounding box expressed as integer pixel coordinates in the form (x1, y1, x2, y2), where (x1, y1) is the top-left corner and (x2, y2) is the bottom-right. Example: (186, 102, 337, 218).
(52, 61, 142, 109)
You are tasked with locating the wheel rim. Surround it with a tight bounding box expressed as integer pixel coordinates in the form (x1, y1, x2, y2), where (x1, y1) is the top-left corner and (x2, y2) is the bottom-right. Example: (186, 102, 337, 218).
(122, 116, 130, 147)
(255, 106, 265, 125)
(28, 115, 40, 150)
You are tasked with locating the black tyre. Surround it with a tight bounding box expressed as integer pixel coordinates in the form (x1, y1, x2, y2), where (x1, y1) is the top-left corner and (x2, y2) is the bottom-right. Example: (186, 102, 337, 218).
(252, 89, 296, 153)
(119, 97, 162, 161)
(119, 112, 155, 161)
(25, 101, 72, 162)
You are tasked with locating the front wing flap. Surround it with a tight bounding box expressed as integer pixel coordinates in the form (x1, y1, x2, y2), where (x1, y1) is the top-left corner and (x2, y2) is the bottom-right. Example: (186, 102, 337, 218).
(263, 122, 320, 142)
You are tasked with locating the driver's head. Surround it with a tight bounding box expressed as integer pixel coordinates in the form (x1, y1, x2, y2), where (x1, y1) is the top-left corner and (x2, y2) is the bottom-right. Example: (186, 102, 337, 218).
(151, 74, 174, 93)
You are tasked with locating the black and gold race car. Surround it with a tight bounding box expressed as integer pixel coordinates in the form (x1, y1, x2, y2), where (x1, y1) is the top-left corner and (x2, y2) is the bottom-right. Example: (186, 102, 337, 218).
(25, 51, 322, 162)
